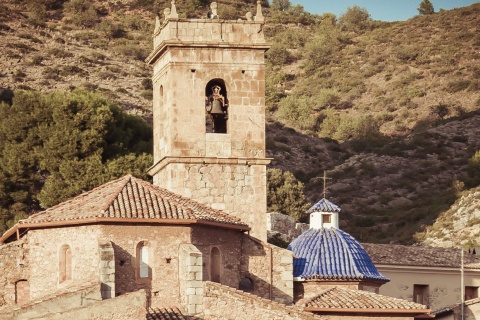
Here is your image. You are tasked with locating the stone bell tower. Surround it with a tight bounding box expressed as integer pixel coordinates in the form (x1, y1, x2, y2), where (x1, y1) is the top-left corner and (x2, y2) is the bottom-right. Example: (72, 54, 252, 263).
(146, 1, 270, 240)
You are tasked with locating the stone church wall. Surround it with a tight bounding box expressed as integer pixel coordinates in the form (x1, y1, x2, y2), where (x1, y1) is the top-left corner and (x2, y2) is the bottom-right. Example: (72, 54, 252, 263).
(202, 281, 319, 320)
(36, 289, 146, 320)
(241, 235, 293, 304)
(0, 239, 28, 307)
(99, 224, 191, 309)
(191, 226, 243, 288)
(26, 225, 102, 301)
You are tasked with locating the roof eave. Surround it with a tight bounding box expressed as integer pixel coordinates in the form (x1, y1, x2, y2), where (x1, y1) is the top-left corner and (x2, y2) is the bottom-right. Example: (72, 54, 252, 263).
(0, 218, 250, 244)
(304, 307, 432, 317)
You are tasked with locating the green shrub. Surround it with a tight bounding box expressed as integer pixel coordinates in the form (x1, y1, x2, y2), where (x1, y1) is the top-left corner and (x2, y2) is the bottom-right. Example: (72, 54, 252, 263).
(141, 78, 153, 90)
(140, 90, 153, 100)
(112, 44, 148, 61)
(48, 48, 73, 58)
(95, 19, 125, 39)
(64, 0, 98, 28)
(266, 43, 292, 66)
(277, 95, 318, 131)
(97, 70, 116, 80)
(42, 67, 62, 80)
(60, 65, 87, 77)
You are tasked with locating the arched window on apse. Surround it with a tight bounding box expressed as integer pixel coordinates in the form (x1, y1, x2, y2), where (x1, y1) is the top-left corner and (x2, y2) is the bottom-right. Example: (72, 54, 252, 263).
(210, 247, 222, 283)
(205, 79, 228, 134)
(136, 241, 150, 279)
(159, 85, 164, 108)
(59, 244, 72, 283)
(15, 280, 30, 304)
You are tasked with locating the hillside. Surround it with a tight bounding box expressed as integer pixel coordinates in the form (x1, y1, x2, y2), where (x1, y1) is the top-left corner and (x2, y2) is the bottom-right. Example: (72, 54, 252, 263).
(1, 0, 480, 244)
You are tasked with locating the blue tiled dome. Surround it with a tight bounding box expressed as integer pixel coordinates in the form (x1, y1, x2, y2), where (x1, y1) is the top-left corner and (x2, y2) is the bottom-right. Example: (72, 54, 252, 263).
(287, 228, 389, 282)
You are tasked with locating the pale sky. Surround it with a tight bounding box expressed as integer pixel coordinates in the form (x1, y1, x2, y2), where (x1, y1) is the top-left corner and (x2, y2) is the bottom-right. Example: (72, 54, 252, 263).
(289, 0, 480, 21)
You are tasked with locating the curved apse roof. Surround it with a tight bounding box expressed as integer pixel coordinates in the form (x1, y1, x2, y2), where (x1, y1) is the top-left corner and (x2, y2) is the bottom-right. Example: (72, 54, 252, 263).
(1, 175, 249, 243)
(288, 228, 389, 282)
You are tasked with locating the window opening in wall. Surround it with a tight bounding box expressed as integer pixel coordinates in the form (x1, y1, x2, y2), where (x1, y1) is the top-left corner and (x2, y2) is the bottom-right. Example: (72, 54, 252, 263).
(205, 79, 228, 134)
(59, 244, 72, 283)
(465, 286, 479, 300)
(322, 214, 331, 224)
(413, 284, 429, 306)
(210, 247, 222, 283)
(15, 280, 30, 304)
(137, 243, 149, 278)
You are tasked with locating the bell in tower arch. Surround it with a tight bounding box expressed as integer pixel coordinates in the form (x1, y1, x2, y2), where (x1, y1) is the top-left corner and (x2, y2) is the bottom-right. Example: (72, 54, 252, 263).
(205, 84, 228, 133)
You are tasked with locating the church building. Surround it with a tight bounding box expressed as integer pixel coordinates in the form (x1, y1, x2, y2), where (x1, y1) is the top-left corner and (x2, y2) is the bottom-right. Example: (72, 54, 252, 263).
(0, 2, 444, 319)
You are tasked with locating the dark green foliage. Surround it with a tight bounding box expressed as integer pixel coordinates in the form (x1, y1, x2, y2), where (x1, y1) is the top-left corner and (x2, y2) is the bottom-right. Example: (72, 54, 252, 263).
(141, 78, 153, 90)
(0, 89, 152, 233)
(430, 103, 449, 120)
(266, 43, 292, 66)
(267, 168, 310, 222)
(95, 20, 125, 39)
(271, 0, 291, 12)
(64, 0, 98, 28)
(418, 0, 435, 15)
(277, 95, 318, 131)
(465, 150, 480, 188)
(270, 4, 319, 25)
(338, 6, 371, 32)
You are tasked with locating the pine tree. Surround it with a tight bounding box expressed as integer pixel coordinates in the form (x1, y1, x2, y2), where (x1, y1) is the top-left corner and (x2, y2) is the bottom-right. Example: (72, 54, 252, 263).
(0, 89, 153, 233)
(418, 0, 435, 15)
(267, 168, 310, 222)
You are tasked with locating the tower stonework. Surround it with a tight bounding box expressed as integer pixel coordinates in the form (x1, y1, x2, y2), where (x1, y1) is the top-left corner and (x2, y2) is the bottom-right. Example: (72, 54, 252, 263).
(146, 3, 270, 240)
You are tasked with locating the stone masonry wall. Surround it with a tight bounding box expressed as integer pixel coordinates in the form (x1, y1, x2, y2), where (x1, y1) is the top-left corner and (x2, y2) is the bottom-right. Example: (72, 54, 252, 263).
(191, 226, 243, 289)
(179, 244, 203, 316)
(202, 281, 320, 320)
(150, 17, 269, 242)
(153, 19, 266, 49)
(241, 235, 293, 304)
(0, 239, 28, 307)
(0, 282, 102, 320)
(99, 224, 191, 309)
(154, 162, 267, 241)
(25, 226, 102, 301)
(98, 240, 115, 299)
(32, 289, 146, 320)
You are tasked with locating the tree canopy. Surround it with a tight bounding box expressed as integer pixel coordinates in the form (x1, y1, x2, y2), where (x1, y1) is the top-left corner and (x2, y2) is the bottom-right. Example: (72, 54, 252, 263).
(418, 0, 434, 15)
(267, 168, 310, 222)
(0, 89, 153, 233)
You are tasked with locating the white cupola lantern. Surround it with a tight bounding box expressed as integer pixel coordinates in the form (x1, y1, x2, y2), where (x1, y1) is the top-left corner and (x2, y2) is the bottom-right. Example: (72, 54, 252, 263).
(307, 198, 341, 229)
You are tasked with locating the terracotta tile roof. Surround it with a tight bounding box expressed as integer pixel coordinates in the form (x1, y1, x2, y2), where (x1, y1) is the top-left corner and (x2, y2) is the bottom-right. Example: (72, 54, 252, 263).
(304, 286, 428, 311)
(362, 243, 480, 269)
(19, 175, 248, 228)
(146, 307, 198, 320)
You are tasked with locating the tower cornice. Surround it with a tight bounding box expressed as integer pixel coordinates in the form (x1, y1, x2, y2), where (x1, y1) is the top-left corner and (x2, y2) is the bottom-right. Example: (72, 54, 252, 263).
(148, 156, 272, 177)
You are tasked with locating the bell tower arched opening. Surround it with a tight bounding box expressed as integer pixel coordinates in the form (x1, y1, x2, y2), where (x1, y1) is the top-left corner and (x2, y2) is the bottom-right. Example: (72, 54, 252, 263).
(205, 79, 228, 134)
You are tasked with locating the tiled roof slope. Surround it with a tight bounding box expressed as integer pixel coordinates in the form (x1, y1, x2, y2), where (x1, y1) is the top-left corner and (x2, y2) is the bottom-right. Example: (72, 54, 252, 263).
(304, 286, 428, 310)
(146, 307, 198, 320)
(19, 175, 248, 228)
(307, 198, 341, 213)
(363, 243, 480, 269)
(288, 228, 389, 282)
